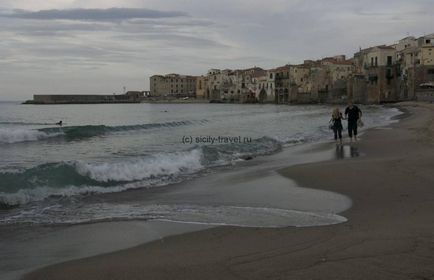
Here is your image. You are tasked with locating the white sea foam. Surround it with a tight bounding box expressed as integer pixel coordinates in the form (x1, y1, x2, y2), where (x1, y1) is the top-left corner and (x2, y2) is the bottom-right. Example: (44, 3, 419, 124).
(0, 149, 205, 206)
(0, 128, 62, 144)
(0, 178, 179, 207)
(0, 203, 348, 227)
(74, 149, 204, 182)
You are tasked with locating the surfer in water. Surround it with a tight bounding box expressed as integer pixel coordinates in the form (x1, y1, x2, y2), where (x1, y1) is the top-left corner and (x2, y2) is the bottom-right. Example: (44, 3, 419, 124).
(56, 120, 63, 126)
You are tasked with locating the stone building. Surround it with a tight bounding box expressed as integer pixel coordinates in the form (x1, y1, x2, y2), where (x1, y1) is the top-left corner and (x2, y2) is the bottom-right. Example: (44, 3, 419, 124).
(252, 73, 269, 103)
(205, 67, 265, 103)
(271, 65, 290, 104)
(310, 64, 332, 103)
(216, 69, 240, 102)
(195, 76, 208, 99)
(253, 69, 277, 103)
(352, 45, 399, 103)
(206, 69, 224, 100)
(206, 69, 240, 101)
(150, 74, 197, 97)
(289, 65, 311, 92)
(238, 67, 266, 103)
(418, 34, 434, 65)
(319, 57, 354, 103)
(321, 57, 354, 83)
(393, 34, 434, 101)
(148, 33, 433, 105)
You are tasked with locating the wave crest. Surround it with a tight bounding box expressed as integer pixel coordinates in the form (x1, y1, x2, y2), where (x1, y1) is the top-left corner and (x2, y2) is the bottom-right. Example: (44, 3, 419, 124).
(0, 120, 198, 144)
(0, 149, 204, 207)
(0, 128, 62, 144)
(0, 136, 284, 207)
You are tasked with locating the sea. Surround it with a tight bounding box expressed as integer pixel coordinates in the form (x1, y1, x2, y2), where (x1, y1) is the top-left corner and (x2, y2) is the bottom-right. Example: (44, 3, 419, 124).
(0, 102, 401, 227)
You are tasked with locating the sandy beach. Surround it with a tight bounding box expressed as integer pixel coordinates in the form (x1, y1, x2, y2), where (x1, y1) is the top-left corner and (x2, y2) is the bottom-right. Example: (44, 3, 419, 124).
(23, 102, 434, 280)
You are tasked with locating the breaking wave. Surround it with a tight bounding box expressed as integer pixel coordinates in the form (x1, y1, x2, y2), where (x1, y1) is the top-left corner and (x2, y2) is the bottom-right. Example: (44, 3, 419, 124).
(0, 128, 62, 144)
(0, 136, 284, 207)
(0, 120, 199, 144)
(0, 149, 204, 206)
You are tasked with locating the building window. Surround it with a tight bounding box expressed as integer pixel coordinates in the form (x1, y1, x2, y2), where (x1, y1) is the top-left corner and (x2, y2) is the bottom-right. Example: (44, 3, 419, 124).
(269, 73, 273, 79)
(426, 39, 431, 44)
(386, 68, 393, 81)
(428, 69, 434, 74)
(375, 57, 378, 66)
(387, 56, 392, 66)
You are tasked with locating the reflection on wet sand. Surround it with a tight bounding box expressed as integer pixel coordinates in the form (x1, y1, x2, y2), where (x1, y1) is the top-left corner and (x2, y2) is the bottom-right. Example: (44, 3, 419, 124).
(335, 144, 359, 159)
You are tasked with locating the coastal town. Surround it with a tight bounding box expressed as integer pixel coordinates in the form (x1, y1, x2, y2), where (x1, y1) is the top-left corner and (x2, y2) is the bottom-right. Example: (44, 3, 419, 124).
(151, 34, 434, 104)
(5, 2, 434, 279)
(25, 34, 434, 105)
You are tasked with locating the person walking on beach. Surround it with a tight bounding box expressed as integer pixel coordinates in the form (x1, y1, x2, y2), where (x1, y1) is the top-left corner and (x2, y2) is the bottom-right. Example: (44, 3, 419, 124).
(345, 101, 362, 142)
(330, 108, 344, 145)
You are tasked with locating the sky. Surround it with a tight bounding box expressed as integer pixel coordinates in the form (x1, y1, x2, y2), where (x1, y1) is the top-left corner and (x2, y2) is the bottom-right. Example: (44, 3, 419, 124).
(0, 0, 433, 100)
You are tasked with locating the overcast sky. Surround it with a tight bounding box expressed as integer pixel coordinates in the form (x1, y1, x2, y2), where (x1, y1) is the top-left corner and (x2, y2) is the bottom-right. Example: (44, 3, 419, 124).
(1, 0, 433, 100)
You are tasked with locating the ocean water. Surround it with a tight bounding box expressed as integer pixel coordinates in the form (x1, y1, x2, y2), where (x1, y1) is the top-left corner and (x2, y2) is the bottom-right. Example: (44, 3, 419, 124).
(0, 102, 401, 226)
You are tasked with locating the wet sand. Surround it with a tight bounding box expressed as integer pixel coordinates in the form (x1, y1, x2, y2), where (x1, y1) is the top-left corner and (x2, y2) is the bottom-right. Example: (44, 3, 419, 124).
(2, 129, 349, 279)
(24, 102, 434, 280)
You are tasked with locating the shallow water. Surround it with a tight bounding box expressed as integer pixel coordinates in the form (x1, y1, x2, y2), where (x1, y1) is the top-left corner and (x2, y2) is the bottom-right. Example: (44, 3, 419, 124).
(0, 102, 400, 216)
(0, 102, 401, 279)
(0, 142, 350, 280)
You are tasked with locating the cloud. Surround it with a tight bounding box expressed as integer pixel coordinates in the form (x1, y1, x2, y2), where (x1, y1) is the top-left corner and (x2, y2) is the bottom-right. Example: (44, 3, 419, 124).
(3, 7, 188, 21)
(1, 1, 434, 100)
(0, 7, 232, 83)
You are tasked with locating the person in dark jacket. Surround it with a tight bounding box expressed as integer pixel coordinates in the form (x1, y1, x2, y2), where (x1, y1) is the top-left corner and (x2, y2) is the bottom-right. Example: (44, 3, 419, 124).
(344, 101, 362, 142)
(330, 107, 344, 145)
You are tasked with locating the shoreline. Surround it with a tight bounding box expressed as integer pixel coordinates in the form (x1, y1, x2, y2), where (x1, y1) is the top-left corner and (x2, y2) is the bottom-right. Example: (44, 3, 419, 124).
(1, 126, 350, 279)
(22, 101, 434, 279)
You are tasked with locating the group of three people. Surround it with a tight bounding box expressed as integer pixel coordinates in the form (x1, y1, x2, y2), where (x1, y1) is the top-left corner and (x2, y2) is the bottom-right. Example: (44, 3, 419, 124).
(330, 101, 362, 145)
